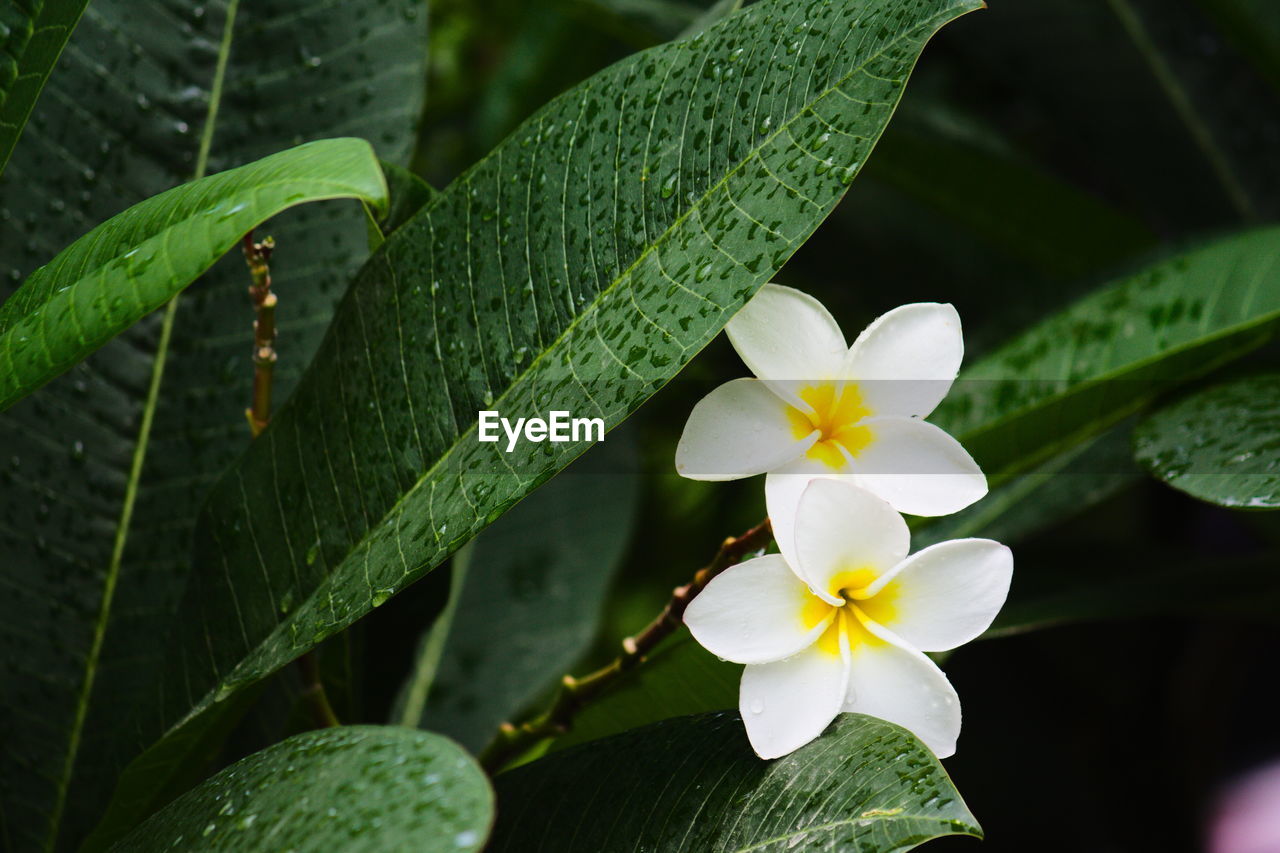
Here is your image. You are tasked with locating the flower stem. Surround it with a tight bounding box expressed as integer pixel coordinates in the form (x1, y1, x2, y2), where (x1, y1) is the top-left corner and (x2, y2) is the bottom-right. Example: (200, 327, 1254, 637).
(478, 517, 773, 773)
(242, 231, 277, 438)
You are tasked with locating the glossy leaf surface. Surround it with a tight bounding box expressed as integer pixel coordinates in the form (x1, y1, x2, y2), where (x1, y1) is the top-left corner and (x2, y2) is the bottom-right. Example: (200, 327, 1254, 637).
(1134, 373, 1280, 508)
(0, 0, 87, 175)
(936, 226, 1280, 481)
(493, 712, 979, 852)
(0, 138, 387, 409)
(113, 727, 493, 853)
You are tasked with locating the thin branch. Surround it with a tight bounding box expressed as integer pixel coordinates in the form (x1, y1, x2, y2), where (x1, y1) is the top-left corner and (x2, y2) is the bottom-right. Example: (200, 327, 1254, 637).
(478, 518, 773, 773)
(238, 230, 338, 728)
(242, 231, 277, 437)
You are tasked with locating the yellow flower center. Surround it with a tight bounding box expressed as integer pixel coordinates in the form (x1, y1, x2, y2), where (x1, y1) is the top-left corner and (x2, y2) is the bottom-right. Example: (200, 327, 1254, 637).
(785, 382, 875, 470)
(800, 567, 900, 656)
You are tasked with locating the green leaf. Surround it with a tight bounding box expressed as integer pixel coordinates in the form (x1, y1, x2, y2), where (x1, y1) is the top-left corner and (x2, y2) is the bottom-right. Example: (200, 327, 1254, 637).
(492, 712, 980, 851)
(113, 726, 494, 853)
(368, 162, 439, 251)
(0, 138, 388, 409)
(395, 433, 641, 750)
(1133, 373, 1280, 508)
(116, 0, 977, 825)
(935, 226, 1280, 482)
(0, 1, 427, 849)
(0, 1, 88, 176)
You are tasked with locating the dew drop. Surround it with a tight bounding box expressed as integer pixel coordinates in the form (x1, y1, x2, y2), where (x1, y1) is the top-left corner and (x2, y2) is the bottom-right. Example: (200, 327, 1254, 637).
(660, 173, 677, 199)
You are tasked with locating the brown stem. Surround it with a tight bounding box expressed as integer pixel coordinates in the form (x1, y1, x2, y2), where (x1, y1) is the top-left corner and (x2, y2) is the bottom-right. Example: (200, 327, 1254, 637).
(237, 232, 337, 727)
(242, 231, 277, 437)
(478, 517, 773, 773)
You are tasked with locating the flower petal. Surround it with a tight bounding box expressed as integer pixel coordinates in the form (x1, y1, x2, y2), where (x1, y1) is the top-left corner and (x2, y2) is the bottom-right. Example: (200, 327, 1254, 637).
(764, 459, 843, 572)
(740, 641, 849, 759)
(727, 284, 847, 384)
(845, 617, 962, 758)
(684, 555, 831, 665)
(792, 478, 910, 603)
(843, 303, 963, 418)
(675, 378, 816, 481)
(847, 417, 987, 516)
(862, 539, 1012, 652)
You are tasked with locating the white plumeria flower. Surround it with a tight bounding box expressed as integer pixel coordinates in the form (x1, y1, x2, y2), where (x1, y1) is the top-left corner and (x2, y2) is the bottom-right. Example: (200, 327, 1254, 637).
(676, 284, 987, 560)
(683, 478, 1012, 760)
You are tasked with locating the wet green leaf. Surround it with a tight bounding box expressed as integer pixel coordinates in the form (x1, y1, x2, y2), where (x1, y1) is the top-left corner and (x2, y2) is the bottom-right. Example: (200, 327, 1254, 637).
(113, 726, 494, 853)
(0, 1, 427, 849)
(114, 0, 978, 829)
(935, 226, 1280, 482)
(493, 712, 980, 851)
(1134, 373, 1280, 508)
(0, 139, 388, 409)
(0, 1, 87, 176)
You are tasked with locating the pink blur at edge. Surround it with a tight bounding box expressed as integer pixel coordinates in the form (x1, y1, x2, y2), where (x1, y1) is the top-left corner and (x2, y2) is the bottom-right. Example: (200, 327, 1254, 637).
(1211, 759, 1280, 853)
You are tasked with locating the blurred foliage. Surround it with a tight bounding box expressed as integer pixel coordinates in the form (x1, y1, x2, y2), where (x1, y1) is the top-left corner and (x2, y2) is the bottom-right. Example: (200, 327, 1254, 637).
(412, 0, 730, 184)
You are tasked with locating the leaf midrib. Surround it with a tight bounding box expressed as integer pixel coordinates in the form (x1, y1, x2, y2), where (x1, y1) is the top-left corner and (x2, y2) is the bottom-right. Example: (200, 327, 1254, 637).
(205, 0, 977, 715)
(731, 814, 981, 852)
(42, 1, 242, 848)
